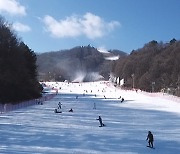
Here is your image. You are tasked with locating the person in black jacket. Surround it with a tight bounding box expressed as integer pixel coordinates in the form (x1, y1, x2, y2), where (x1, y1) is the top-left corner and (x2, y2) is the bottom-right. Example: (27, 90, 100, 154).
(146, 131, 154, 148)
(58, 102, 62, 109)
(96, 116, 105, 127)
(121, 98, 124, 103)
(69, 108, 73, 112)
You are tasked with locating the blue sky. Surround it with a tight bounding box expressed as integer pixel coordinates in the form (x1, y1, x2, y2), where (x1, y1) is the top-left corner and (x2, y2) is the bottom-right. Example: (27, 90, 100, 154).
(0, 0, 179, 53)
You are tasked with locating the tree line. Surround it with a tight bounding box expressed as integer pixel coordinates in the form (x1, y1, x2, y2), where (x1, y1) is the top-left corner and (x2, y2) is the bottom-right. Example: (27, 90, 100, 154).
(112, 39, 180, 96)
(0, 16, 42, 104)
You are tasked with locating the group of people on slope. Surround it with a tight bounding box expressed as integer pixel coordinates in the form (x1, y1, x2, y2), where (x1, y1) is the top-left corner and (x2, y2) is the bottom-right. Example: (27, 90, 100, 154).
(55, 102, 73, 113)
(56, 97, 154, 148)
(96, 115, 154, 148)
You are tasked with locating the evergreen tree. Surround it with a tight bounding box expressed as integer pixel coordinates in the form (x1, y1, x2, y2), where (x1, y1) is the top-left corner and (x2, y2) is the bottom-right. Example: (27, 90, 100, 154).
(0, 16, 42, 103)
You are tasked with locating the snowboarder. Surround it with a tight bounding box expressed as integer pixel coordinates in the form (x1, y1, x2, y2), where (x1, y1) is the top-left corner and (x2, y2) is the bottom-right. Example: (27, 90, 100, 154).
(69, 108, 73, 112)
(96, 116, 105, 127)
(54, 109, 62, 113)
(146, 131, 154, 148)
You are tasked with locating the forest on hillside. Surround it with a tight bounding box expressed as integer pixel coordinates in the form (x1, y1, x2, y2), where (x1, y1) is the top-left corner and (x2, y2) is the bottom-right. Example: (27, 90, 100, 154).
(37, 39, 180, 96)
(0, 16, 42, 103)
(112, 39, 180, 96)
(37, 45, 126, 82)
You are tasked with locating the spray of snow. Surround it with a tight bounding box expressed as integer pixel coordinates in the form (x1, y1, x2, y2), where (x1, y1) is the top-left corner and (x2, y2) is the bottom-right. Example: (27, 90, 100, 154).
(72, 71, 104, 82)
(72, 71, 86, 82)
(105, 56, 119, 60)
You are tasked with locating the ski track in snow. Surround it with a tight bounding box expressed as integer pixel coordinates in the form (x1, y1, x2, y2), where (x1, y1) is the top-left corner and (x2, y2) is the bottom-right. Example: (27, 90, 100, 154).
(0, 81, 180, 154)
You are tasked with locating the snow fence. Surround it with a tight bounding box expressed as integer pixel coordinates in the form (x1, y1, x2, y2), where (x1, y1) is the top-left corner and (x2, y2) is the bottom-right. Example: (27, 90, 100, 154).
(0, 93, 56, 114)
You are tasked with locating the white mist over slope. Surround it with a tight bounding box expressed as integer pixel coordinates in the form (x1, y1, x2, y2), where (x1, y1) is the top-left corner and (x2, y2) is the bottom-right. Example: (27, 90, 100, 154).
(72, 71, 104, 82)
(105, 56, 119, 60)
(0, 81, 180, 154)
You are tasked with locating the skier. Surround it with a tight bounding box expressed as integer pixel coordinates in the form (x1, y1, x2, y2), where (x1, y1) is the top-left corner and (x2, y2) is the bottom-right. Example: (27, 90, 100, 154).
(96, 116, 105, 127)
(58, 102, 62, 109)
(146, 131, 154, 148)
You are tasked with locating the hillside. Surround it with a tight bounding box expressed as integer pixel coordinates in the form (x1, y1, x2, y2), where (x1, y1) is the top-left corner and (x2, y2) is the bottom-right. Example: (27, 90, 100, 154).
(37, 45, 126, 82)
(112, 39, 180, 96)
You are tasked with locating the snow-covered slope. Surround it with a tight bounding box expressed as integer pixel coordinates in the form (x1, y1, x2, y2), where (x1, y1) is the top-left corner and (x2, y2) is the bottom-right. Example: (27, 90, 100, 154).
(0, 81, 180, 154)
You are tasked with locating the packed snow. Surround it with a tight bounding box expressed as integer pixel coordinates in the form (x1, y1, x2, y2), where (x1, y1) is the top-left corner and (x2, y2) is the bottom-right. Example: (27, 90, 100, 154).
(0, 81, 180, 154)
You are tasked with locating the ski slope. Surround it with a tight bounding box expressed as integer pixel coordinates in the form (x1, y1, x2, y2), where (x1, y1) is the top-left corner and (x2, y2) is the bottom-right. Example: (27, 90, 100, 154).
(0, 81, 180, 154)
